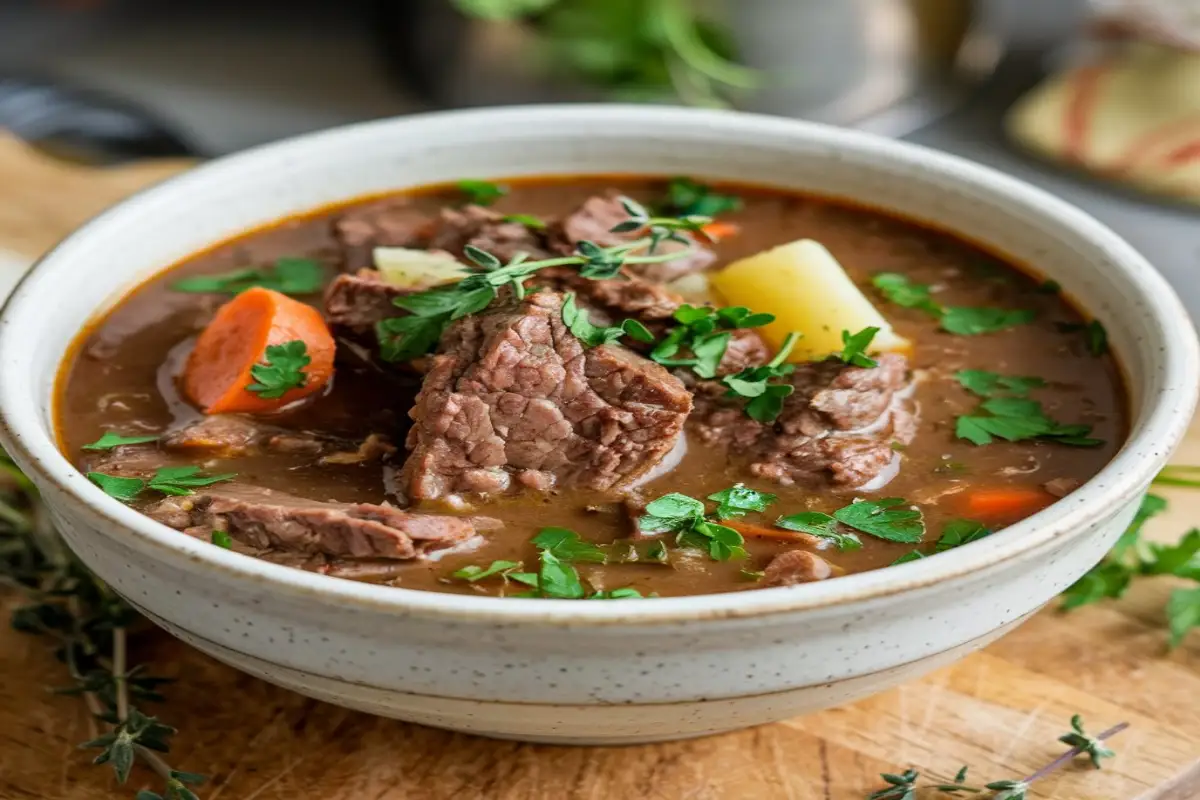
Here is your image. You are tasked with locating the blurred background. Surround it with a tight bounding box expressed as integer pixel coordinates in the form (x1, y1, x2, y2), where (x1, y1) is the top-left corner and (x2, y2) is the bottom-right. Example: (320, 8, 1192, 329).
(1, 0, 1199, 310)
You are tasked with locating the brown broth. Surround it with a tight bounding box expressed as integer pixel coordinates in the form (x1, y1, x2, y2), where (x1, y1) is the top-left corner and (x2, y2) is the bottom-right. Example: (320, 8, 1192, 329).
(55, 178, 1129, 598)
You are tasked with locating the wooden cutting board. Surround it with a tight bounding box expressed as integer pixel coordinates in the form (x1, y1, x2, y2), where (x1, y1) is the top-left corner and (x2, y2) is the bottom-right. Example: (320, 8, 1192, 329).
(0, 131, 1197, 800)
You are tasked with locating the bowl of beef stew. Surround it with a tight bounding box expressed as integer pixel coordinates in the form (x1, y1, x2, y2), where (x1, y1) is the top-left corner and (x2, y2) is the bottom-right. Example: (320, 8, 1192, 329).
(0, 106, 1195, 743)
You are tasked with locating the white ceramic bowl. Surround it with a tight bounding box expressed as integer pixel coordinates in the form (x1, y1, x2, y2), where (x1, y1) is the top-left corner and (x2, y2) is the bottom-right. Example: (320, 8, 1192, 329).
(1, 107, 1195, 744)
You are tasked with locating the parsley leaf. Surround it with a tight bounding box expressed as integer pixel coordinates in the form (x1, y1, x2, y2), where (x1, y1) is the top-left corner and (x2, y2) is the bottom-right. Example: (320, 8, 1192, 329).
(833, 498, 925, 544)
(86, 473, 147, 503)
(457, 179, 507, 206)
(210, 531, 233, 549)
(560, 292, 655, 348)
(502, 213, 547, 229)
(707, 483, 776, 520)
(956, 397, 1102, 447)
(87, 466, 236, 503)
(839, 326, 879, 368)
(940, 306, 1036, 336)
(1058, 319, 1109, 356)
(589, 588, 645, 599)
(530, 527, 608, 563)
(637, 492, 746, 561)
(954, 369, 1046, 398)
(81, 432, 159, 451)
(1061, 493, 1167, 611)
(775, 511, 862, 551)
(652, 304, 774, 379)
(452, 559, 524, 582)
(146, 466, 238, 496)
(891, 550, 925, 565)
(657, 177, 742, 218)
(935, 518, 990, 550)
(246, 340, 310, 399)
(171, 257, 323, 295)
(535, 551, 587, 599)
(871, 273, 941, 315)
(872, 273, 1036, 336)
(720, 331, 800, 423)
(1167, 586, 1200, 649)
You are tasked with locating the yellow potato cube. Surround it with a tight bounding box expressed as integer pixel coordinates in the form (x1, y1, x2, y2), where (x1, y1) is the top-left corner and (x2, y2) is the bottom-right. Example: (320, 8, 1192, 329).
(710, 239, 911, 362)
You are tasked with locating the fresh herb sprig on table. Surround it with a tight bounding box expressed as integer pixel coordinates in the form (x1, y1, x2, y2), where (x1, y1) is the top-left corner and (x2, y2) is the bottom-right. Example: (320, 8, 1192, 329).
(1062, 489, 1200, 647)
(867, 715, 1126, 799)
(0, 453, 206, 799)
(376, 197, 711, 362)
(171, 257, 323, 296)
(871, 273, 1036, 336)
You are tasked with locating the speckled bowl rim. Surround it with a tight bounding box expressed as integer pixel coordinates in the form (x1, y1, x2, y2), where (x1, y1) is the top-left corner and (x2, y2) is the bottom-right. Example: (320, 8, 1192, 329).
(1, 105, 1196, 626)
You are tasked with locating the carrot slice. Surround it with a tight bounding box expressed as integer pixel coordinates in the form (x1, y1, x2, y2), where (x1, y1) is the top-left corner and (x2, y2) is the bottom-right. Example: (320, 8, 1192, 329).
(182, 287, 335, 415)
(700, 221, 740, 242)
(723, 518, 816, 543)
(958, 487, 1055, 521)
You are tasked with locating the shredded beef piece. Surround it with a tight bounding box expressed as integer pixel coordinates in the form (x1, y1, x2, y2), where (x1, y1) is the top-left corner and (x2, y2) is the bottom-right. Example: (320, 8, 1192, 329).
(324, 269, 409, 334)
(146, 486, 491, 560)
(332, 197, 436, 272)
(762, 550, 834, 587)
(428, 205, 552, 263)
(157, 416, 391, 463)
(400, 291, 692, 503)
(690, 354, 917, 489)
(1044, 477, 1082, 498)
(552, 192, 716, 283)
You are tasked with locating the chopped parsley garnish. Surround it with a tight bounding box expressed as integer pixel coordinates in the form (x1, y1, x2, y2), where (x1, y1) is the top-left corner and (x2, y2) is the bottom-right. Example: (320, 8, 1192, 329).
(457, 179, 507, 206)
(376, 198, 710, 362)
(778, 500, 931, 550)
(955, 397, 1102, 447)
(211, 531, 233, 549)
(940, 306, 1036, 336)
(719, 332, 800, 423)
(935, 518, 991, 550)
(529, 527, 608, 563)
(1058, 319, 1108, 356)
(560, 292, 655, 348)
(656, 177, 742, 218)
(707, 483, 776, 520)
(651, 304, 775, 380)
(531, 551, 586, 599)
(452, 560, 524, 582)
(871, 273, 941, 315)
(501, 213, 547, 229)
(954, 369, 1046, 398)
(638, 492, 746, 561)
(838, 326, 880, 368)
(88, 466, 236, 503)
(871, 273, 1035, 336)
(246, 340, 310, 399)
(171, 257, 323, 295)
(81, 432, 159, 451)
(775, 511, 863, 551)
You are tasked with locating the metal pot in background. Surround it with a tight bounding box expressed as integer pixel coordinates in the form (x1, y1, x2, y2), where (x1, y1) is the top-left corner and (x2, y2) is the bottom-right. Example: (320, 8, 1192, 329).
(376, 0, 1004, 137)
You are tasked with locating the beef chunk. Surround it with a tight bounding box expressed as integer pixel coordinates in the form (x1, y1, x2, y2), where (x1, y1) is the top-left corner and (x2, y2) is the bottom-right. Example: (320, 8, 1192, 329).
(332, 197, 435, 271)
(554, 192, 716, 284)
(147, 486, 489, 560)
(691, 354, 917, 489)
(428, 205, 552, 263)
(161, 415, 392, 463)
(400, 291, 692, 503)
(762, 550, 834, 587)
(324, 269, 408, 334)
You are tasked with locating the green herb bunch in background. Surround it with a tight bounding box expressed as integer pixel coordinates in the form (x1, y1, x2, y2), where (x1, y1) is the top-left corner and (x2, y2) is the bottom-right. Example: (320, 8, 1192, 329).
(449, 0, 758, 107)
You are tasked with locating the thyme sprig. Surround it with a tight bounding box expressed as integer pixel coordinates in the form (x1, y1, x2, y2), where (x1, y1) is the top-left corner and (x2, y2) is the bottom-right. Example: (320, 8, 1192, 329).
(866, 716, 1127, 799)
(0, 452, 205, 798)
(377, 196, 710, 362)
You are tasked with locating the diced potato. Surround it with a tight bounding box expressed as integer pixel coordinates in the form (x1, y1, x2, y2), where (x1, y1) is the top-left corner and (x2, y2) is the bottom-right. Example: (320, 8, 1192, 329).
(665, 272, 715, 305)
(710, 239, 911, 362)
(373, 247, 469, 289)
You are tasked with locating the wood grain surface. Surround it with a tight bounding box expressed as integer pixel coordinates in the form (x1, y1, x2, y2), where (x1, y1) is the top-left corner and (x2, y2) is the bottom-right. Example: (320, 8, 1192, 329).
(0, 130, 1197, 800)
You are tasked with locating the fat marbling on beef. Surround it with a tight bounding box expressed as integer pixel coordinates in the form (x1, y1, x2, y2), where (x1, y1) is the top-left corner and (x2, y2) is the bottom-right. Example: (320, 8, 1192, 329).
(400, 290, 692, 503)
